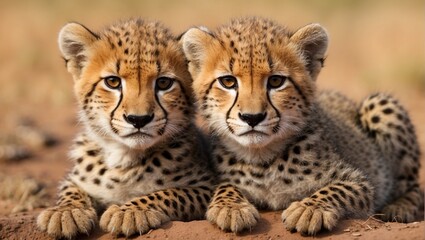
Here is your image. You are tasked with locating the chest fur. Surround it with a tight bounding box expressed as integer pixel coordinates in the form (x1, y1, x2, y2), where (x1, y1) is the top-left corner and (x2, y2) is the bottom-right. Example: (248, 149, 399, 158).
(68, 137, 209, 206)
(212, 142, 339, 210)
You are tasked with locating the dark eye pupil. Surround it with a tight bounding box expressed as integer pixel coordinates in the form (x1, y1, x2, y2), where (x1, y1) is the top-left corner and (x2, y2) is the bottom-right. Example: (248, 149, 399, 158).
(105, 77, 121, 89)
(268, 75, 286, 88)
(219, 76, 237, 89)
(157, 77, 173, 90)
(224, 79, 234, 85)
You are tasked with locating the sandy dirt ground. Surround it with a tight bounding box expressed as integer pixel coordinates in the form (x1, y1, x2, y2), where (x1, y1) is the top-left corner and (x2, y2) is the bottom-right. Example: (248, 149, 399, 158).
(0, 1, 424, 239)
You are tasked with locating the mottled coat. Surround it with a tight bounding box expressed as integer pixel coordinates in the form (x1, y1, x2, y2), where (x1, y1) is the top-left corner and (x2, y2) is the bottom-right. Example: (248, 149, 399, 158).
(181, 16, 422, 235)
(37, 19, 214, 239)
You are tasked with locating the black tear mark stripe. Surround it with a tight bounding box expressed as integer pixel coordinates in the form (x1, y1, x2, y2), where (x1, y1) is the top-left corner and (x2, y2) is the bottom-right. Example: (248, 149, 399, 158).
(226, 85, 239, 122)
(264, 42, 279, 119)
(155, 84, 168, 121)
(267, 88, 280, 119)
(110, 87, 124, 123)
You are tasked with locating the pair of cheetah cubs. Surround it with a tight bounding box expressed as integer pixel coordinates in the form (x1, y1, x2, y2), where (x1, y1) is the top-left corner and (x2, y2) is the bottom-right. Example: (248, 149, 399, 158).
(37, 17, 422, 238)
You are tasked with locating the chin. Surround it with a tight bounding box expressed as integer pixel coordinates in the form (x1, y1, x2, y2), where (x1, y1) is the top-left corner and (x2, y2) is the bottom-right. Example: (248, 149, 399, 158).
(121, 135, 158, 150)
(232, 133, 273, 148)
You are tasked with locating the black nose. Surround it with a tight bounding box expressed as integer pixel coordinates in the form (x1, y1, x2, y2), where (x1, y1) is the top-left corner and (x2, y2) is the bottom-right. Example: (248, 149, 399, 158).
(238, 113, 267, 127)
(124, 114, 154, 129)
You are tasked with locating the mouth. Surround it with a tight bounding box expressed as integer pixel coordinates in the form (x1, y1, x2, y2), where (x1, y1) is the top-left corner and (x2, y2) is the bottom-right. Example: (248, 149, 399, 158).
(123, 131, 153, 138)
(238, 130, 268, 137)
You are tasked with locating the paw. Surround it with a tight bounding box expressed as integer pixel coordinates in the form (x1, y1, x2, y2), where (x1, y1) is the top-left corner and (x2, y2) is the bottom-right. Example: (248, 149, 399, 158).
(282, 201, 339, 235)
(37, 206, 97, 239)
(206, 201, 259, 233)
(380, 203, 417, 222)
(99, 204, 170, 236)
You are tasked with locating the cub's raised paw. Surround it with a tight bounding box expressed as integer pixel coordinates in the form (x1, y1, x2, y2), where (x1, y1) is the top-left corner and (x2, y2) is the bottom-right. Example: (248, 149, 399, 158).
(99, 204, 170, 236)
(206, 200, 259, 233)
(37, 206, 97, 239)
(282, 200, 339, 235)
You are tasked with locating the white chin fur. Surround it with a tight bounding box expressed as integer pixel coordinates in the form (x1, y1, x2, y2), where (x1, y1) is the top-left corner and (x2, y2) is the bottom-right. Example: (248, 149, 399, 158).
(83, 129, 142, 168)
(224, 135, 281, 163)
(231, 133, 273, 148)
(84, 125, 157, 168)
(121, 136, 158, 150)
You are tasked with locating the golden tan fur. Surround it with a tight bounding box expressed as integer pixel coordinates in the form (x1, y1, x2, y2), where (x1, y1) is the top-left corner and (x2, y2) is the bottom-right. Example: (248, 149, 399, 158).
(37, 19, 214, 239)
(182, 16, 422, 235)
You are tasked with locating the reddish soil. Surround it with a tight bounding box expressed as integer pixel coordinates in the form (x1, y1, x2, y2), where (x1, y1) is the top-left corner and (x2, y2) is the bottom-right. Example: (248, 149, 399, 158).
(1, 211, 424, 240)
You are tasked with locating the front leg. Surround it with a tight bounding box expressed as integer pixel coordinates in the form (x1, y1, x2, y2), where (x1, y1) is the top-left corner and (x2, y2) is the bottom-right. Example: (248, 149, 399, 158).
(282, 179, 373, 235)
(99, 186, 212, 237)
(37, 180, 97, 239)
(207, 183, 259, 233)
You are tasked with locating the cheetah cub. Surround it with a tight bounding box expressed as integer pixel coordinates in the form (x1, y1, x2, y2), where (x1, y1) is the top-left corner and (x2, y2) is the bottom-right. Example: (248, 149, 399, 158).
(181, 17, 422, 235)
(37, 19, 214, 239)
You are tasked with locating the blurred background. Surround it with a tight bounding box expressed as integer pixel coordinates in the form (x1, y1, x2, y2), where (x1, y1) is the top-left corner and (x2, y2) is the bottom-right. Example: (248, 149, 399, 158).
(0, 0, 423, 156)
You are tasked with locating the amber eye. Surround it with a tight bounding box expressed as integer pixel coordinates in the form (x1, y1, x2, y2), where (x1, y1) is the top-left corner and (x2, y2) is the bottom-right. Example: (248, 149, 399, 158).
(218, 76, 238, 89)
(104, 76, 121, 89)
(267, 75, 287, 89)
(156, 77, 174, 91)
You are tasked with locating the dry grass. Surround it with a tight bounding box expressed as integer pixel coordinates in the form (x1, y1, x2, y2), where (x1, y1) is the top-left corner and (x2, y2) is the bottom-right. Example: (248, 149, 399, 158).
(0, 172, 48, 213)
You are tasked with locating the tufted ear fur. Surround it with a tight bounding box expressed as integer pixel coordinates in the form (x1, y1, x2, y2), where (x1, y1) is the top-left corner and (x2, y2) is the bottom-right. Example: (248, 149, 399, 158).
(58, 22, 99, 80)
(180, 27, 220, 79)
(290, 23, 328, 81)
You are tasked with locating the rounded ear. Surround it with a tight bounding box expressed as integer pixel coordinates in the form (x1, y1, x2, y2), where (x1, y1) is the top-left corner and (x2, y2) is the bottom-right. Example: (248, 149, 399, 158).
(290, 23, 328, 81)
(58, 22, 98, 79)
(180, 27, 219, 79)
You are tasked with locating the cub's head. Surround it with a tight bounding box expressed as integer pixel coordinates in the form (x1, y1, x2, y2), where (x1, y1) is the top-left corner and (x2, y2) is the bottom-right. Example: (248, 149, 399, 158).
(59, 19, 192, 150)
(182, 17, 327, 148)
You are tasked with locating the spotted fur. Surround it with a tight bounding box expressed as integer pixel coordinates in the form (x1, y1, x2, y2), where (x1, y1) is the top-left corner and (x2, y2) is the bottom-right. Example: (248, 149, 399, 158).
(181, 16, 422, 235)
(37, 19, 214, 239)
